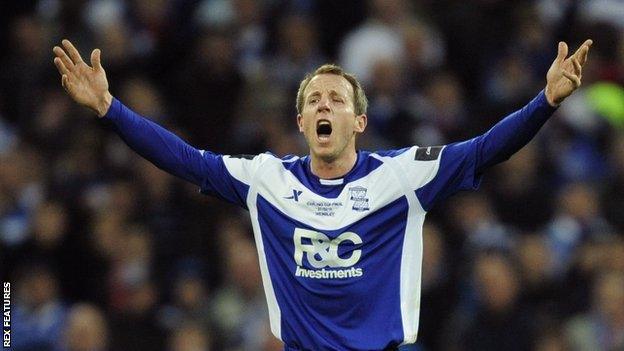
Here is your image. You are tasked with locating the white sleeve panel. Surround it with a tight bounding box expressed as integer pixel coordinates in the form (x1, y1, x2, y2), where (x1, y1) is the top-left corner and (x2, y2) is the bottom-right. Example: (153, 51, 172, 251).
(391, 146, 444, 191)
(222, 153, 276, 186)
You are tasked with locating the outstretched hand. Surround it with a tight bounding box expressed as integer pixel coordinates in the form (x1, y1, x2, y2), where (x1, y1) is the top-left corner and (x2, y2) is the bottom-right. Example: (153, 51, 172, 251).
(53, 39, 112, 117)
(545, 39, 593, 107)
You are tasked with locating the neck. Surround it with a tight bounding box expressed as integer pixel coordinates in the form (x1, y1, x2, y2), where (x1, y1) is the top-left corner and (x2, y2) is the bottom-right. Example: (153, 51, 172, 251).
(310, 150, 357, 179)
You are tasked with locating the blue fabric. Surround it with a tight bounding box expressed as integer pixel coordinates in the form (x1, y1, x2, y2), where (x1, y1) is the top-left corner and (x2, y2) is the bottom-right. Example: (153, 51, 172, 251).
(416, 91, 556, 211)
(258, 194, 408, 350)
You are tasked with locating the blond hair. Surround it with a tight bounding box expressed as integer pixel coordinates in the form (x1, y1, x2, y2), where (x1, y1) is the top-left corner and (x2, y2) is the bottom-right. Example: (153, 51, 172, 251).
(296, 64, 368, 115)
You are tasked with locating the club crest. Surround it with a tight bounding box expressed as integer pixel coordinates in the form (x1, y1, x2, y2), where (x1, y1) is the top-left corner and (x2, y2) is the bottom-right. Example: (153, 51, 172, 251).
(349, 186, 370, 212)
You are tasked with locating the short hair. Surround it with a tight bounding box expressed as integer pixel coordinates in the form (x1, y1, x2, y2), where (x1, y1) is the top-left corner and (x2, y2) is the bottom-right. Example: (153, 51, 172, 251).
(296, 64, 368, 116)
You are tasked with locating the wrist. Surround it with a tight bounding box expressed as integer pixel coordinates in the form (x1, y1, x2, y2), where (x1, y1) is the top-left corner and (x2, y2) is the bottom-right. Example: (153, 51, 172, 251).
(544, 86, 561, 107)
(95, 91, 113, 118)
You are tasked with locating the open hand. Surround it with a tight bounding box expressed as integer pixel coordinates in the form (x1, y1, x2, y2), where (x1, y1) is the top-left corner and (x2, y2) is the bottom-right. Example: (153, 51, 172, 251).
(53, 39, 112, 117)
(545, 39, 593, 106)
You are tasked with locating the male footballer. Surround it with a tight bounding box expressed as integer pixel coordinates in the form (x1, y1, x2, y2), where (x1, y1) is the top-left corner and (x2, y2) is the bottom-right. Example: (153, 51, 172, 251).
(53, 38, 592, 350)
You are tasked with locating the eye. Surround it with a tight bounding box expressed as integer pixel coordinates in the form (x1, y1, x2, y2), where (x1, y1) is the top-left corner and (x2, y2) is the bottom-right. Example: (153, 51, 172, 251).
(333, 98, 344, 103)
(309, 98, 319, 104)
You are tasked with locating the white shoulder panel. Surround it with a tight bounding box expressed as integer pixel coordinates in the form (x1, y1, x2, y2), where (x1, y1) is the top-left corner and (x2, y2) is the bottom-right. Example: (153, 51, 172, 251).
(391, 146, 444, 190)
(222, 153, 278, 186)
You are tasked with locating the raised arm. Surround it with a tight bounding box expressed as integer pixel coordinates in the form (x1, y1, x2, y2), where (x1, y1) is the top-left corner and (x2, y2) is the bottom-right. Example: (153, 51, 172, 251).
(52, 39, 209, 185)
(476, 39, 592, 171)
(52, 40, 252, 207)
(416, 40, 593, 211)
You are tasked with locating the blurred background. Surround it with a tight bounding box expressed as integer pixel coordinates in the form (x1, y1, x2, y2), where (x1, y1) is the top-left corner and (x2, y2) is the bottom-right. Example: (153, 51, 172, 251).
(1, 0, 624, 350)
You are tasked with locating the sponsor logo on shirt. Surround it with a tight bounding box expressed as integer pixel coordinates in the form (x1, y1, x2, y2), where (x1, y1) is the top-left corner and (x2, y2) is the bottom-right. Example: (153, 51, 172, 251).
(293, 228, 364, 279)
(284, 189, 303, 202)
(414, 146, 442, 161)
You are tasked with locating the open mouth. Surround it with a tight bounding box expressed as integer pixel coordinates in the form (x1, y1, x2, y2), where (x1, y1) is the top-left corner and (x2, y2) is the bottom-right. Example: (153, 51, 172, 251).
(316, 120, 332, 141)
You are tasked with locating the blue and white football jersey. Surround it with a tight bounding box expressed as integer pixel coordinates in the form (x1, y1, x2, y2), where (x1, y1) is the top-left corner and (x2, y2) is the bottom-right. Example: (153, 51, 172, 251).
(198, 145, 480, 350)
(103, 90, 555, 350)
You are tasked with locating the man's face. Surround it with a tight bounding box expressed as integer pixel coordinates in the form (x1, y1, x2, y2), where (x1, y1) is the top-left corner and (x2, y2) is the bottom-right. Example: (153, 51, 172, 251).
(297, 74, 367, 162)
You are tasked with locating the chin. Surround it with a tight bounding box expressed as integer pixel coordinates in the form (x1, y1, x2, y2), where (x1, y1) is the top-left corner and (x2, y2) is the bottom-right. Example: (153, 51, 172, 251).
(312, 146, 338, 161)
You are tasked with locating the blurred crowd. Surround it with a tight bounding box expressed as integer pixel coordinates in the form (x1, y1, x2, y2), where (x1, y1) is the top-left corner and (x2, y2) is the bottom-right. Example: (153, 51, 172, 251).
(1, 0, 624, 350)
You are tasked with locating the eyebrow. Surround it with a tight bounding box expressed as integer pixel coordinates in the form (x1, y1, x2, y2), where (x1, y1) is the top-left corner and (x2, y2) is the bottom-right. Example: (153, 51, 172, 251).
(306, 90, 344, 98)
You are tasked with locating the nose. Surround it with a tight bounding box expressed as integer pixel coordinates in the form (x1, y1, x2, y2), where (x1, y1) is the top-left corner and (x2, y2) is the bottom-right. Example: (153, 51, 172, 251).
(317, 96, 331, 113)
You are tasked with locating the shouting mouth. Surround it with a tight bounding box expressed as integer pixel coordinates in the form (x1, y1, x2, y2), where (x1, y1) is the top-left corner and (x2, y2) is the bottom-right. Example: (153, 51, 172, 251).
(316, 119, 332, 143)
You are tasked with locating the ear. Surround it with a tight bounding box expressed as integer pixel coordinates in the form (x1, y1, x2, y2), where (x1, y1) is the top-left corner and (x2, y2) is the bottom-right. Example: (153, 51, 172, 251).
(354, 114, 367, 133)
(297, 114, 304, 133)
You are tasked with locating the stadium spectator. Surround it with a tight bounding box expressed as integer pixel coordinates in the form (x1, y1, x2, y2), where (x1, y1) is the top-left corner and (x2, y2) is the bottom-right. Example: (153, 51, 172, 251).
(516, 234, 561, 319)
(109, 279, 165, 351)
(545, 182, 613, 278)
(339, 0, 410, 84)
(11, 264, 66, 351)
(564, 271, 624, 350)
(489, 143, 555, 231)
(456, 252, 535, 351)
(60, 303, 108, 351)
(157, 269, 212, 334)
(210, 235, 267, 350)
(269, 13, 327, 94)
(168, 322, 212, 351)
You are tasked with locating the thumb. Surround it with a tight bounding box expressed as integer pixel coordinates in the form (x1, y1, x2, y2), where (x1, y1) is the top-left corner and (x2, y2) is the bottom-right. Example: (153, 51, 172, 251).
(91, 49, 102, 70)
(556, 41, 568, 63)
